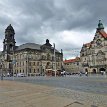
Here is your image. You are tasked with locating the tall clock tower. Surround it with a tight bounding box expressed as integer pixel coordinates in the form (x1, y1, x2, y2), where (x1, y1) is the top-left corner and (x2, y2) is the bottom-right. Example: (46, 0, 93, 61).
(2, 24, 16, 75)
(3, 24, 16, 61)
(3, 24, 16, 53)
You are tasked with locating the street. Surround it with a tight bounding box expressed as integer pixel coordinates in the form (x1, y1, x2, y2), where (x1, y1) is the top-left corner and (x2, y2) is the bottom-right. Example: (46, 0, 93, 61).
(4, 75, 107, 95)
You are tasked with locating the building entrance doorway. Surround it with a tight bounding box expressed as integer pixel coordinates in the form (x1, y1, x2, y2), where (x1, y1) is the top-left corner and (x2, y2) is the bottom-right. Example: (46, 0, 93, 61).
(92, 69, 96, 74)
(85, 68, 88, 73)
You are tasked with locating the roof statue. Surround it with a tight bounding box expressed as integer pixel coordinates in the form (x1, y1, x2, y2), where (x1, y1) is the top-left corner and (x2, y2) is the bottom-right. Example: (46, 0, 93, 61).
(45, 39, 52, 47)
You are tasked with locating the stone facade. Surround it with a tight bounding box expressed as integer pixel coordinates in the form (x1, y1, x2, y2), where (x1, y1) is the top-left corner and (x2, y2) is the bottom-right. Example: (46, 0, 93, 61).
(0, 25, 63, 76)
(80, 20, 107, 74)
(63, 57, 81, 73)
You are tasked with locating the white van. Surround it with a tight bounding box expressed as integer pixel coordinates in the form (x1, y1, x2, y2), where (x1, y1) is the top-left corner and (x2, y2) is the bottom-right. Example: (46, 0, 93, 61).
(17, 73, 26, 77)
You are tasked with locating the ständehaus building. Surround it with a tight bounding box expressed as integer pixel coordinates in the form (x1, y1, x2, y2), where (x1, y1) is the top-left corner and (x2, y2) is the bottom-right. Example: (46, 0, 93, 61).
(1, 24, 63, 76)
(80, 20, 107, 74)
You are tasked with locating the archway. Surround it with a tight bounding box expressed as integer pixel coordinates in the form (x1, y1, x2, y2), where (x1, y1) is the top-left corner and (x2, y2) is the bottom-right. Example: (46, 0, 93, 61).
(85, 68, 88, 73)
(92, 69, 96, 74)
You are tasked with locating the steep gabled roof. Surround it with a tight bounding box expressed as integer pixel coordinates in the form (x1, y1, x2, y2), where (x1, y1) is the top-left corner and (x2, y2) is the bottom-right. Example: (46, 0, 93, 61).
(99, 30, 107, 38)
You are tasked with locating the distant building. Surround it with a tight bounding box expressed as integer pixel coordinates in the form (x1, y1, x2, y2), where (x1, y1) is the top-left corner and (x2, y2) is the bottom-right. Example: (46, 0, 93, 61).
(80, 20, 107, 74)
(63, 57, 81, 73)
(0, 24, 63, 76)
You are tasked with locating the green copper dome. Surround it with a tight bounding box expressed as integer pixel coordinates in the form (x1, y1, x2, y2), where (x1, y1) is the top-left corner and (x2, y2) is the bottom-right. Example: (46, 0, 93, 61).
(97, 20, 104, 30)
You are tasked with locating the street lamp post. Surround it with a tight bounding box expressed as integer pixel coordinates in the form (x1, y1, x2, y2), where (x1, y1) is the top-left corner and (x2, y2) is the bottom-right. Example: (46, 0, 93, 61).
(53, 43, 56, 77)
(0, 61, 5, 80)
(40, 61, 43, 76)
(0, 61, 3, 80)
(12, 59, 16, 80)
(26, 52, 29, 77)
(12, 51, 16, 80)
(26, 53, 29, 77)
(0, 53, 5, 80)
(1, 71, 3, 80)
(26, 51, 32, 77)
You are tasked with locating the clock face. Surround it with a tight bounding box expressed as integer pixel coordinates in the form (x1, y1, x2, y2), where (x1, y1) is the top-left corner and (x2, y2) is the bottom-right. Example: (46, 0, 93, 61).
(96, 39, 102, 46)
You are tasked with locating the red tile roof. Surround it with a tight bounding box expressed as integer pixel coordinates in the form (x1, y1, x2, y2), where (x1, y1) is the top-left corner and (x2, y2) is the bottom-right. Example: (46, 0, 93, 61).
(99, 30, 107, 38)
(64, 59, 76, 63)
(63, 57, 80, 63)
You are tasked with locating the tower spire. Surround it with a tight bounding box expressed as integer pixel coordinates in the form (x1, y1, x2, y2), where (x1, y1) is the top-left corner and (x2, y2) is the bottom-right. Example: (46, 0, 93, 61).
(97, 20, 104, 30)
(3, 24, 16, 53)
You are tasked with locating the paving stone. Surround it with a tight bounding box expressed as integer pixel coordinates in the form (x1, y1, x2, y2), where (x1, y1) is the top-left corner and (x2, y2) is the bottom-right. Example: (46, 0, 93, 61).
(0, 80, 107, 107)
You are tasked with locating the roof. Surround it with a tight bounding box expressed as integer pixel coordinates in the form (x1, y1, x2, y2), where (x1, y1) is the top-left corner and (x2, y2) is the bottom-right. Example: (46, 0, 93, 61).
(16, 43, 41, 51)
(64, 59, 76, 63)
(63, 57, 80, 63)
(5, 24, 15, 32)
(99, 30, 107, 38)
(15, 43, 61, 53)
(96, 20, 107, 38)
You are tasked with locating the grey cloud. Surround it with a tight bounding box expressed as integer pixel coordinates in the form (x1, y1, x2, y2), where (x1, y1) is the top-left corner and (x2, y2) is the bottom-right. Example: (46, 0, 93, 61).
(1, 0, 107, 31)
(0, 0, 107, 58)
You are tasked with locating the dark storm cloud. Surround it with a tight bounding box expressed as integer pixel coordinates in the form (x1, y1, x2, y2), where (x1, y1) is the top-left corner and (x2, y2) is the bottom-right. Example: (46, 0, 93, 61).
(0, 0, 107, 58)
(1, 0, 107, 31)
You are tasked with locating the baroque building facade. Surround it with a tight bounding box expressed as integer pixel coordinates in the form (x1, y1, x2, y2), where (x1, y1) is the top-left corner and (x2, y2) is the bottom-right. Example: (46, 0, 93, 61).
(0, 24, 63, 76)
(80, 20, 107, 74)
(63, 57, 81, 74)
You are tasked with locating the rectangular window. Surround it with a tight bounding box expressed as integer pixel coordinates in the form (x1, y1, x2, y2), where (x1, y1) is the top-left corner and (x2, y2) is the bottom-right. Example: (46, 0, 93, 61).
(29, 62, 31, 66)
(38, 69, 39, 72)
(17, 63, 18, 67)
(37, 62, 39, 66)
(29, 69, 31, 73)
(23, 62, 24, 66)
(34, 69, 35, 73)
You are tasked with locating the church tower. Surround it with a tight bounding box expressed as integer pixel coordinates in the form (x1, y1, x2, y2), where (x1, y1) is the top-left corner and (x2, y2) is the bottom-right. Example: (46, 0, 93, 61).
(3, 24, 16, 53)
(97, 20, 104, 31)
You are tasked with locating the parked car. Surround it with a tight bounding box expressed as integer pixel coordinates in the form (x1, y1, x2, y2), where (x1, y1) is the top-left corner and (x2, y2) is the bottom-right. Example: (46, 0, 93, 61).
(17, 73, 26, 77)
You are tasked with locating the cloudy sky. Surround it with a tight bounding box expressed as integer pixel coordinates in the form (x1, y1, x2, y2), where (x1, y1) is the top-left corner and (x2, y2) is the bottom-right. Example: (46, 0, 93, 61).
(0, 0, 107, 59)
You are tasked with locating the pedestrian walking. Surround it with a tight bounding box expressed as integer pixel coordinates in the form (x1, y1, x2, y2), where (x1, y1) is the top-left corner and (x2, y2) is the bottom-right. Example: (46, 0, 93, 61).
(85, 72, 88, 76)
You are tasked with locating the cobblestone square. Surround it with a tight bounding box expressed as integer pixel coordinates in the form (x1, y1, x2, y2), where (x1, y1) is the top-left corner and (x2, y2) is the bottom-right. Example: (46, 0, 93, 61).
(0, 77, 107, 107)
